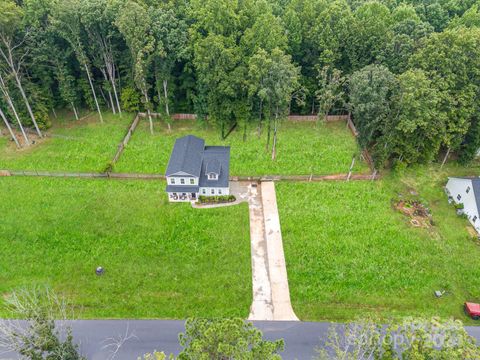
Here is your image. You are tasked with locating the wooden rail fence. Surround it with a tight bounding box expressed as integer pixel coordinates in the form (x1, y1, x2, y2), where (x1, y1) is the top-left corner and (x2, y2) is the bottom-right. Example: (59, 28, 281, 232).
(107, 114, 141, 171)
(1, 169, 380, 181)
(139, 112, 351, 122)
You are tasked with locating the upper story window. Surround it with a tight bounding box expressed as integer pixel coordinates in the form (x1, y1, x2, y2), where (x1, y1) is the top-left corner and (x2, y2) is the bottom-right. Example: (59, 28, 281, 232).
(190, 178, 195, 185)
(208, 173, 218, 180)
(457, 194, 462, 201)
(467, 186, 471, 193)
(170, 178, 175, 184)
(180, 178, 185, 184)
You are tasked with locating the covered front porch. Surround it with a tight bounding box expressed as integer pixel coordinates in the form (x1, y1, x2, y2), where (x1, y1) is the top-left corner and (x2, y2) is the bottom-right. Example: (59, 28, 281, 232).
(165, 185, 199, 202)
(168, 191, 198, 202)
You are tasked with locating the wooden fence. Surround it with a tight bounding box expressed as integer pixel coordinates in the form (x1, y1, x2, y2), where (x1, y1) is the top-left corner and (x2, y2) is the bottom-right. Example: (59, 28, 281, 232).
(108, 114, 141, 171)
(172, 113, 197, 120)
(141, 113, 351, 122)
(287, 115, 317, 121)
(2, 169, 380, 181)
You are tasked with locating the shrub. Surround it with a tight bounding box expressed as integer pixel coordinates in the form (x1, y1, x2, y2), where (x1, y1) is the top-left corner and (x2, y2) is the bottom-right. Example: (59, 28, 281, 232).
(178, 318, 284, 360)
(455, 203, 465, 210)
(198, 195, 236, 204)
(121, 86, 141, 113)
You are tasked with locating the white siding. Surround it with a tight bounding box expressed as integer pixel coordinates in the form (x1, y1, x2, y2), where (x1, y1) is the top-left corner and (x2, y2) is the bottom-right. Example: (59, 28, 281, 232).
(166, 176, 198, 185)
(446, 178, 480, 233)
(199, 187, 230, 196)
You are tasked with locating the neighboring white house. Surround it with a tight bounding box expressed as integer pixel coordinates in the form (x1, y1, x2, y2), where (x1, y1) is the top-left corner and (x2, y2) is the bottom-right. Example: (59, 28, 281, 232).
(165, 135, 230, 202)
(445, 177, 480, 233)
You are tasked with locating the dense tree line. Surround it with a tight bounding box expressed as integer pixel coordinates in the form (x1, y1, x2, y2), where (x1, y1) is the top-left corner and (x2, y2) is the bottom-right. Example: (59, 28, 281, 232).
(1, 0, 480, 167)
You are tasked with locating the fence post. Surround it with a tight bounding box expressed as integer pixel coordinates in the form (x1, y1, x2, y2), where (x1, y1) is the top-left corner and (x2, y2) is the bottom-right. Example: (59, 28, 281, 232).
(346, 156, 355, 181)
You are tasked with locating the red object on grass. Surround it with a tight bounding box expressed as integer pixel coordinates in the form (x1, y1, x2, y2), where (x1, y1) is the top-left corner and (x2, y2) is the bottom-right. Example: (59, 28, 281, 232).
(464, 302, 480, 320)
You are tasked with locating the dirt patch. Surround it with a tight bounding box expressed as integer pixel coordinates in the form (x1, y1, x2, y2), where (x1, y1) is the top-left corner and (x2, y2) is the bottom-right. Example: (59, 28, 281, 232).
(467, 226, 478, 238)
(57, 112, 97, 129)
(394, 198, 433, 228)
(1, 128, 45, 149)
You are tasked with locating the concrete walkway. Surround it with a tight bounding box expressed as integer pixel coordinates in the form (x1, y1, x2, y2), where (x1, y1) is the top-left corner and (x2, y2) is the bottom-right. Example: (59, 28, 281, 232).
(247, 182, 274, 320)
(261, 182, 299, 321)
(247, 181, 298, 321)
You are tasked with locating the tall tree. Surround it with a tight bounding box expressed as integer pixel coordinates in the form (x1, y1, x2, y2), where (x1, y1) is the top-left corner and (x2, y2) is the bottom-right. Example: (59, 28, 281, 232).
(349, 64, 397, 165)
(411, 27, 480, 165)
(150, 4, 189, 129)
(80, 0, 122, 115)
(249, 48, 299, 159)
(348, 1, 393, 70)
(389, 69, 443, 166)
(51, 0, 104, 123)
(0, 71, 30, 145)
(116, 0, 155, 133)
(315, 65, 345, 121)
(0, 0, 43, 137)
(0, 105, 20, 148)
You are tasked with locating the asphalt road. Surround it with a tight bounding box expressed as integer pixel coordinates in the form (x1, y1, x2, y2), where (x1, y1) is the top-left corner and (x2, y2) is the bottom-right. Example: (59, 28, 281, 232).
(1, 320, 480, 360)
(70, 320, 330, 360)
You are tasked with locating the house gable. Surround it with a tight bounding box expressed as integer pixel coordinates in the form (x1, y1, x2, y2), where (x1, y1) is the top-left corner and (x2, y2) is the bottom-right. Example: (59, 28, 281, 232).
(167, 171, 196, 177)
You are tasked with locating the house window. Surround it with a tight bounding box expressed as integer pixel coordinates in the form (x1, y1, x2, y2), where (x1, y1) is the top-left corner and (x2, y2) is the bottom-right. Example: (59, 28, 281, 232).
(457, 194, 462, 201)
(208, 173, 217, 180)
(190, 178, 195, 185)
(218, 189, 222, 195)
(473, 216, 478, 222)
(170, 178, 175, 184)
(181, 178, 185, 184)
(202, 189, 206, 194)
(467, 186, 471, 193)
(211, 189, 215, 195)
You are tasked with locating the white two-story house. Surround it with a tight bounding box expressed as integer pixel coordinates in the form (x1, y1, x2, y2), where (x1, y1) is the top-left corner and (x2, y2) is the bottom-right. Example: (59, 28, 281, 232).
(445, 177, 480, 233)
(165, 135, 230, 202)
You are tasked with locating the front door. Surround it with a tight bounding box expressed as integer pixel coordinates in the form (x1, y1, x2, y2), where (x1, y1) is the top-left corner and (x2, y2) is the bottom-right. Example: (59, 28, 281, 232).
(191, 193, 196, 200)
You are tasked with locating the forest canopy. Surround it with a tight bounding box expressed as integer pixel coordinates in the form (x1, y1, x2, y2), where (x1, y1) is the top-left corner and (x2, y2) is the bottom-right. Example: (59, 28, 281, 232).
(1, 0, 480, 168)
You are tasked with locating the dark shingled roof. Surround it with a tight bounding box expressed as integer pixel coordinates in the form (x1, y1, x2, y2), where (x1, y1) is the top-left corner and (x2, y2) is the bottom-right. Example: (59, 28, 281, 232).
(199, 146, 230, 188)
(165, 135, 205, 177)
(472, 178, 480, 214)
(205, 159, 221, 175)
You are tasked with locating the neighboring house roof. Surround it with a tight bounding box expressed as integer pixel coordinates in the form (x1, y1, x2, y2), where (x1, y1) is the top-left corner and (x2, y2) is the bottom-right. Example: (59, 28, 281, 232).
(165, 135, 205, 177)
(199, 146, 230, 188)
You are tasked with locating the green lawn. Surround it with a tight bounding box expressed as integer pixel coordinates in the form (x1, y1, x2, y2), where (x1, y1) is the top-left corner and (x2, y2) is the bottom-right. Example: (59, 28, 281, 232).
(277, 164, 480, 323)
(0, 112, 132, 172)
(114, 119, 369, 176)
(0, 177, 251, 319)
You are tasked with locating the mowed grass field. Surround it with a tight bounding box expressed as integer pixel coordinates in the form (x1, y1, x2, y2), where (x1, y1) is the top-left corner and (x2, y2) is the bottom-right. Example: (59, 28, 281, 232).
(115, 118, 369, 176)
(277, 164, 480, 323)
(0, 177, 251, 319)
(0, 112, 132, 172)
